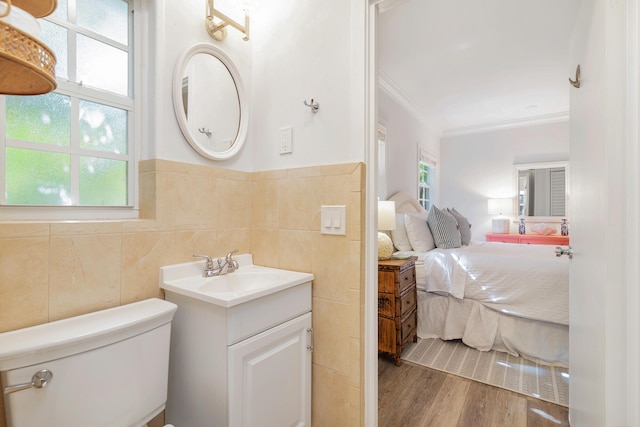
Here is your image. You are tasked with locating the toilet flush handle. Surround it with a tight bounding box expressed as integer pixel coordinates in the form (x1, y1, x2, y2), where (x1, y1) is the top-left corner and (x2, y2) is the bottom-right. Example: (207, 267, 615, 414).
(3, 369, 53, 395)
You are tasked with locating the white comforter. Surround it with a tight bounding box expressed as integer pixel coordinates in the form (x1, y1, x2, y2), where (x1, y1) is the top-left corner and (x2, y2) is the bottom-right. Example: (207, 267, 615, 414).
(413, 242, 569, 325)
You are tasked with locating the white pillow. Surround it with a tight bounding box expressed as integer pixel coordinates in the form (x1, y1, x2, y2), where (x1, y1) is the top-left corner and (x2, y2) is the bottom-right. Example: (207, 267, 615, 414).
(390, 213, 413, 251)
(404, 212, 436, 252)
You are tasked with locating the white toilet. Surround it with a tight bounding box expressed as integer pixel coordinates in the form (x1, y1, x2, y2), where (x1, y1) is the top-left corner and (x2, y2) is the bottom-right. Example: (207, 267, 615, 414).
(0, 298, 177, 427)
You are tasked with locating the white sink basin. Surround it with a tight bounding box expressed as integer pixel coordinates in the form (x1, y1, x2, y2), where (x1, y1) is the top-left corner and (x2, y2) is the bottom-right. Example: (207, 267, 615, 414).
(160, 254, 314, 308)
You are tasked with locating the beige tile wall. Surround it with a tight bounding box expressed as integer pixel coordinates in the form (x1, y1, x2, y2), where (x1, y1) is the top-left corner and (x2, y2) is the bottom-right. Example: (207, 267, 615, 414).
(0, 159, 366, 427)
(251, 163, 365, 426)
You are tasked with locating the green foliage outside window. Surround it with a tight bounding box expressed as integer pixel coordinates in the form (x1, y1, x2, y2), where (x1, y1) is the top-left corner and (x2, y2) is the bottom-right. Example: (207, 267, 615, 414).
(3, 0, 132, 208)
(418, 161, 432, 210)
(6, 148, 71, 205)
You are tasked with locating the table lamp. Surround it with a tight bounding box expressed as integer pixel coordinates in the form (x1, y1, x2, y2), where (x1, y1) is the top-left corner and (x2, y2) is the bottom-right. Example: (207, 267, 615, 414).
(488, 198, 513, 234)
(378, 200, 396, 259)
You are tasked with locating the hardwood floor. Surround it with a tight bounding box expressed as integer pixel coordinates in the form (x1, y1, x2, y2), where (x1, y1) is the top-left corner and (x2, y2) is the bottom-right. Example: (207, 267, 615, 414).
(378, 356, 569, 427)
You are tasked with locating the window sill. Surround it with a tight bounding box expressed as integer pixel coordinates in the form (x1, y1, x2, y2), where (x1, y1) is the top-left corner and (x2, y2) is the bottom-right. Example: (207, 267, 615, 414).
(0, 206, 140, 222)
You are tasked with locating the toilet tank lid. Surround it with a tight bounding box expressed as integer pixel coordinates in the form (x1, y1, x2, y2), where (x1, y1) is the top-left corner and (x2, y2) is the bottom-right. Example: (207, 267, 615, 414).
(0, 298, 177, 371)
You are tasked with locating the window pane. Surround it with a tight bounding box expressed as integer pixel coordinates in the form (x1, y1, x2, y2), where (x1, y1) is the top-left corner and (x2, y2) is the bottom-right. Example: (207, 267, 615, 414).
(77, 35, 128, 95)
(79, 157, 127, 205)
(77, 0, 128, 45)
(6, 93, 71, 146)
(79, 100, 128, 154)
(6, 147, 71, 205)
(50, 0, 67, 21)
(40, 20, 68, 80)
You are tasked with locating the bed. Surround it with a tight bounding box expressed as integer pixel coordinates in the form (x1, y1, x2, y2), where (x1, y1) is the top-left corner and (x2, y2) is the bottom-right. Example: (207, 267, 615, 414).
(387, 191, 569, 368)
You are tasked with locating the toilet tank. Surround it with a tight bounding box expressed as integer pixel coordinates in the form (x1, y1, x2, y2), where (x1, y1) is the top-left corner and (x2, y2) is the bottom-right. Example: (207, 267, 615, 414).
(0, 298, 177, 427)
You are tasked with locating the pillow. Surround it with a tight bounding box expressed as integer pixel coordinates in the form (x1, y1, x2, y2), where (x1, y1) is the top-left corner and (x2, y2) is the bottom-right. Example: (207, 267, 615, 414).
(448, 207, 472, 245)
(390, 213, 413, 251)
(404, 212, 436, 252)
(427, 205, 462, 249)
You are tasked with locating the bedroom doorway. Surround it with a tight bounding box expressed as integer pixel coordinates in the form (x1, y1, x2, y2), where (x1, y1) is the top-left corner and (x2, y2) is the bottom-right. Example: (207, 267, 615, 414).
(368, 0, 640, 426)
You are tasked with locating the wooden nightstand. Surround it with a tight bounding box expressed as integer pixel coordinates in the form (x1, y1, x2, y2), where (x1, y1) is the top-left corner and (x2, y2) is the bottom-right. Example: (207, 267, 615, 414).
(486, 233, 569, 246)
(378, 257, 418, 366)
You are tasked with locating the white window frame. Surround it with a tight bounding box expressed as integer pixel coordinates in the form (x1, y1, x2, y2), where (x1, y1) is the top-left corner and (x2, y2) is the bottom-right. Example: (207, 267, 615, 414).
(0, 0, 142, 221)
(418, 148, 437, 211)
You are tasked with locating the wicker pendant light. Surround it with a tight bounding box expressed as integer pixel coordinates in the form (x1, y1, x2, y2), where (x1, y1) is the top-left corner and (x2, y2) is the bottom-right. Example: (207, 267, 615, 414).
(0, 0, 57, 95)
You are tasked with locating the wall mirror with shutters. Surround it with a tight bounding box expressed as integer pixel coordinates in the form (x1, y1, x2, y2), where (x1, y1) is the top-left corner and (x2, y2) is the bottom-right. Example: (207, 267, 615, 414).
(515, 161, 569, 218)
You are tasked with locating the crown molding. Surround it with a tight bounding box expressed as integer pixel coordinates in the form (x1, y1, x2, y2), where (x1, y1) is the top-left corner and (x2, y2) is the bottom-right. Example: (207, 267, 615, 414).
(378, 70, 440, 135)
(442, 111, 570, 138)
(379, 71, 569, 138)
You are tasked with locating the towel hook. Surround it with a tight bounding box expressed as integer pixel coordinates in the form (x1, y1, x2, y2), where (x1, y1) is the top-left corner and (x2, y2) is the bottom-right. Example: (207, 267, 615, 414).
(569, 65, 581, 88)
(198, 127, 212, 137)
(303, 98, 319, 113)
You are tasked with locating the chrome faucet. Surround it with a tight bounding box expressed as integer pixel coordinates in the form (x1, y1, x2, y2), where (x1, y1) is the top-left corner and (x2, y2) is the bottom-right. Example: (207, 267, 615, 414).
(193, 249, 239, 277)
(224, 249, 240, 273)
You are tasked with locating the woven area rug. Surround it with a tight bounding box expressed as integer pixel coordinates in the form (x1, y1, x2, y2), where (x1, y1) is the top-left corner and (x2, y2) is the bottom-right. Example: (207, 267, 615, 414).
(402, 338, 569, 407)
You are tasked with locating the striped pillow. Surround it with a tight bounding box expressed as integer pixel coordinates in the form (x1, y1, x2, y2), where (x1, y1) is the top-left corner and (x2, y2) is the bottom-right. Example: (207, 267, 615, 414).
(448, 208, 472, 245)
(427, 205, 462, 249)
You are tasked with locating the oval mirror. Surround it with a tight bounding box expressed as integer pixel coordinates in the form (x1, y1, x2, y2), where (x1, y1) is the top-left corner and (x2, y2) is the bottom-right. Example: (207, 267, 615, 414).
(172, 44, 248, 160)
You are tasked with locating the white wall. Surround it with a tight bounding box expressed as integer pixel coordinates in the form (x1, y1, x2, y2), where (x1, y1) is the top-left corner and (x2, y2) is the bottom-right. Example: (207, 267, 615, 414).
(250, 0, 366, 170)
(145, 0, 253, 171)
(143, 0, 366, 172)
(439, 121, 569, 240)
(378, 90, 440, 200)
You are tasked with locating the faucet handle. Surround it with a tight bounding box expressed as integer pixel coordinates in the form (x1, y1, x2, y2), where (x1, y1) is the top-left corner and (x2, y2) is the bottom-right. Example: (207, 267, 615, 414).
(225, 249, 239, 272)
(225, 249, 239, 261)
(193, 254, 213, 269)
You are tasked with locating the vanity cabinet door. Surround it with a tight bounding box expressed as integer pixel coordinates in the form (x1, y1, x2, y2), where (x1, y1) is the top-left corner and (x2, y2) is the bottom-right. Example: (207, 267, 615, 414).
(228, 312, 312, 427)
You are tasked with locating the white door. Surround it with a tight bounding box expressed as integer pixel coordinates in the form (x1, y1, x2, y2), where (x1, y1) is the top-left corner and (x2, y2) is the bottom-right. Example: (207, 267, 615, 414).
(568, 0, 638, 425)
(228, 313, 312, 427)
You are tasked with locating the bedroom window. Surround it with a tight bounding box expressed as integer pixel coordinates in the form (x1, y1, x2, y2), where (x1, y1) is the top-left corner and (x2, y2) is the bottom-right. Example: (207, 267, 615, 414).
(418, 149, 437, 211)
(0, 0, 135, 215)
(418, 162, 432, 210)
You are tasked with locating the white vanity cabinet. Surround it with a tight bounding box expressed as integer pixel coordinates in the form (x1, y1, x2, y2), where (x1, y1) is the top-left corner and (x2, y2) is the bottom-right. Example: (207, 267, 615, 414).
(160, 258, 313, 427)
(228, 312, 311, 426)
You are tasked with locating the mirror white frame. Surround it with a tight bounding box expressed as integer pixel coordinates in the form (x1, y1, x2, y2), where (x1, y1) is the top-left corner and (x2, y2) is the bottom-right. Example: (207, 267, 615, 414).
(514, 161, 570, 222)
(172, 43, 249, 160)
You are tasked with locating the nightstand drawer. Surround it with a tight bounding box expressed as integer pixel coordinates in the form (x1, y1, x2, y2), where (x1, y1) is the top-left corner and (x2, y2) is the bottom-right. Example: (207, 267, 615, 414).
(399, 285, 416, 318)
(399, 310, 416, 345)
(378, 263, 416, 294)
(398, 268, 416, 294)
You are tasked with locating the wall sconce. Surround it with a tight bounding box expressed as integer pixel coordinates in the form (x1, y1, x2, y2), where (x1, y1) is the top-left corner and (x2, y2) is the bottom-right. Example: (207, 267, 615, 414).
(0, 0, 57, 95)
(378, 200, 396, 260)
(206, 0, 250, 42)
(488, 198, 514, 234)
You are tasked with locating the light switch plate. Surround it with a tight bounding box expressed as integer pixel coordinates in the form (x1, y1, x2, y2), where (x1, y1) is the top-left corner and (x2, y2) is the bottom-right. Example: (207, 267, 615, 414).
(320, 205, 346, 235)
(280, 127, 292, 154)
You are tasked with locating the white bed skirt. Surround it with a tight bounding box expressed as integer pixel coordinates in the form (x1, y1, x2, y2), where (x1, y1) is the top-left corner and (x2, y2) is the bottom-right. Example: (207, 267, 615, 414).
(417, 290, 569, 368)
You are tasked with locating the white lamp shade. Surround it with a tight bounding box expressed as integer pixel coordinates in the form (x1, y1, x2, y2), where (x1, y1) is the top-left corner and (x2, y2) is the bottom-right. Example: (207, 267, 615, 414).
(377, 201, 396, 230)
(487, 198, 513, 215)
(488, 198, 512, 234)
